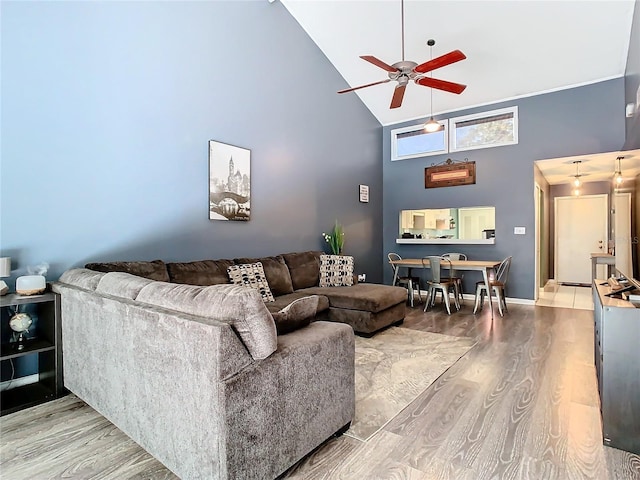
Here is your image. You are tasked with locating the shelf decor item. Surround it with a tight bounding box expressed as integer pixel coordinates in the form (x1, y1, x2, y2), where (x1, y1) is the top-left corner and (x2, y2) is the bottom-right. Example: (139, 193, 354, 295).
(0, 257, 10, 296)
(9, 312, 32, 350)
(16, 275, 46, 295)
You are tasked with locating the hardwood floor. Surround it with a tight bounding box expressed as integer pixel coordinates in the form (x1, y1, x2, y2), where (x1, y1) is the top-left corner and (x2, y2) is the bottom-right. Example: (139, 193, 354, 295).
(282, 304, 640, 479)
(2, 303, 639, 479)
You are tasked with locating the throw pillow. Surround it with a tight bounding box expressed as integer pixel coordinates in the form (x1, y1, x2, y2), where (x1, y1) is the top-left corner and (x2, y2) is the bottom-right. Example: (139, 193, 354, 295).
(319, 254, 354, 287)
(271, 295, 320, 335)
(227, 262, 275, 303)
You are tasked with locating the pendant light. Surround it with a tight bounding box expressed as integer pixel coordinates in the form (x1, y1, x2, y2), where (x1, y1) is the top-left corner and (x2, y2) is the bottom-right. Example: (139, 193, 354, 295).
(572, 160, 582, 187)
(423, 39, 442, 133)
(614, 156, 624, 185)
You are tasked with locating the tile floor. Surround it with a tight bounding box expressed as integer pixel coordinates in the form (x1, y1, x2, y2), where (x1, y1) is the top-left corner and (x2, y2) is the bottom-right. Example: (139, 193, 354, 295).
(535, 280, 594, 310)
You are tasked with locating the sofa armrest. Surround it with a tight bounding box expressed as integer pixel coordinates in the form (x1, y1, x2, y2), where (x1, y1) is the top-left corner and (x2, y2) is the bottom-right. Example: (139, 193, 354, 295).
(221, 320, 355, 480)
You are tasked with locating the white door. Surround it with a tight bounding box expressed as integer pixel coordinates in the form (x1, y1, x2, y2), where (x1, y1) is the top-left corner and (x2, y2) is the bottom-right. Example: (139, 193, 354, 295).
(614, 192, 633, 277)
(555, 194, 608, 285)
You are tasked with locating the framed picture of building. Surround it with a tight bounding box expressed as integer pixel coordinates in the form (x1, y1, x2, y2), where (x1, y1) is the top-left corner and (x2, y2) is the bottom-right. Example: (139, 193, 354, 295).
(209, 140, 251, 221)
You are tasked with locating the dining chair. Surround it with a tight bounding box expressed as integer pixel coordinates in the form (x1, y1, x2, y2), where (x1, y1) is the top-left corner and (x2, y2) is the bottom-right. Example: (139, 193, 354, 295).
(473, 256, 512, 316)
(422, 256, 460, 315)
(388, 252, 423, 307)
(442, 252, 467, 305)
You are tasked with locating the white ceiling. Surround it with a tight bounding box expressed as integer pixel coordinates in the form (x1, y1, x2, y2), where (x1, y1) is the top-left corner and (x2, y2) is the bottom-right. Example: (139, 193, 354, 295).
(280, 0, 636, 126)
(535, 148, 640, 186)
(280, 0, 637, 186)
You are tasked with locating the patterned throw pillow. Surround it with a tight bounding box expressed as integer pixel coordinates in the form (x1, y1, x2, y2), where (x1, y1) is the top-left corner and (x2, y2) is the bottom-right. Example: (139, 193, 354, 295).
(227, 262, 275, 302)
(319, 255, 354, 287)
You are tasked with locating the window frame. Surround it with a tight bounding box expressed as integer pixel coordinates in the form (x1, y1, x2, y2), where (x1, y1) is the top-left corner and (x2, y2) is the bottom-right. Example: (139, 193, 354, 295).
(390, 122, 449, 161)
(448, 106, 518, 153)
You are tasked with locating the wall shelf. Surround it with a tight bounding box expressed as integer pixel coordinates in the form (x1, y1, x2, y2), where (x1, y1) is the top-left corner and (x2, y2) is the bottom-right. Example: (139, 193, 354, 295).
(395, 238, 495, 245)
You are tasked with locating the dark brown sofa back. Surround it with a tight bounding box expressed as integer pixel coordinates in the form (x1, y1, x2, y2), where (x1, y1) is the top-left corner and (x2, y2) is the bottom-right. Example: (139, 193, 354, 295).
(85, 251, 324, 294)
(281, 251, 322, 290)
(166, 259, 234, 286)
(84, 260, 170, 282)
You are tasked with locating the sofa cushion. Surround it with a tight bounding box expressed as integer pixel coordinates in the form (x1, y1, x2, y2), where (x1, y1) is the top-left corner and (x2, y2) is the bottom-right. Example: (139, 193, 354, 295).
(319, 255, 354, 287)
(261, 291, 330, 315)
(233, 255, 294, 296)
(135, 282, 277, 360)
(281, 251, 322, 290)
(299, 283, 407, 314)
(227, 262, 275, 302)
(167, 259, 233, 286)
(58, 268, 105, 291)
(271, 295, 320, 335)
(96, 272, 155, 299)
(85, 260, 170, 282)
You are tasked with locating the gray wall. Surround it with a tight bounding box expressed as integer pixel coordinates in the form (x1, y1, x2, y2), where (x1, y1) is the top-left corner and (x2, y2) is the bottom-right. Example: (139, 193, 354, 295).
(0, 1, 383, 284)
(383, 79, 626, 300)
(624, 0, 640, 149)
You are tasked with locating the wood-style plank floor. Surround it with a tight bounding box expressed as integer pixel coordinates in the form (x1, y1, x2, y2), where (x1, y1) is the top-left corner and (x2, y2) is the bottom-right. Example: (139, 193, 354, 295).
(2, 303, 640, 479)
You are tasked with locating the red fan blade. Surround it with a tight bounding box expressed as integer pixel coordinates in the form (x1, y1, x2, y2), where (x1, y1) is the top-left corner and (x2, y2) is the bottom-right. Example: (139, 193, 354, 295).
(337, 79, 391, 94)
(360, 55, 399, 73)
(416, 76, 467, 94)
(414, 50, 466, 74)
(390, 84, 406, 109)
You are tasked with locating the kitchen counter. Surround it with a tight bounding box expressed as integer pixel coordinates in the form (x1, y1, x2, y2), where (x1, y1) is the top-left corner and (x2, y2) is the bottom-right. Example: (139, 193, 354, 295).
(396, 238, 495, 245)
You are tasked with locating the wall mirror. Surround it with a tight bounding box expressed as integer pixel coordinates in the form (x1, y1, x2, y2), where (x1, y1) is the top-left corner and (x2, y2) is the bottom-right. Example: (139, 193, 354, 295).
(399, 206, 495, 240)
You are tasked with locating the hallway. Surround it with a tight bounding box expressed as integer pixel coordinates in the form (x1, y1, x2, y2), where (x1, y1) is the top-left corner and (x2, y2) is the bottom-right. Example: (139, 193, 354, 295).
(535, 281, 594, 310)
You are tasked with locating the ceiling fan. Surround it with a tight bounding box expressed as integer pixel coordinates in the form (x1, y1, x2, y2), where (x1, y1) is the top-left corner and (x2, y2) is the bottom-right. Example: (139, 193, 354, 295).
(337, 0, 467, 109)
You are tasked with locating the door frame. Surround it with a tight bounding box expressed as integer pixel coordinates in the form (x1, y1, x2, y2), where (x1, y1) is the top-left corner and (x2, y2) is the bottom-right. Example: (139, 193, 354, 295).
(534, 182, 541, 300)
(554, 193, 608, 285)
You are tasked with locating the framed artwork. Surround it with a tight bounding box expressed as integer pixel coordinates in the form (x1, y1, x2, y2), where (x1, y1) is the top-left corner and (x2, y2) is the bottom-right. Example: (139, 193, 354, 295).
(359, 184, 369, 203)
(209, 140, 251, 221)
(425, 159, 476, 189)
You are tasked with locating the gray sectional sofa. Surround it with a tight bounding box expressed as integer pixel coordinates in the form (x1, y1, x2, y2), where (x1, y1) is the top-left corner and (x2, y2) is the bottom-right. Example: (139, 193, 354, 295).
(53, 251, 406, 479)
(54, 268, 355, 480)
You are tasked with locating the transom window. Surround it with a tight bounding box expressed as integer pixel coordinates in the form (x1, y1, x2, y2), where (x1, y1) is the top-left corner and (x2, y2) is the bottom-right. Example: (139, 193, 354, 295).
(390, 106, 519, 160)
(449, 106, 518, 152)
(391, 123, 448, 161)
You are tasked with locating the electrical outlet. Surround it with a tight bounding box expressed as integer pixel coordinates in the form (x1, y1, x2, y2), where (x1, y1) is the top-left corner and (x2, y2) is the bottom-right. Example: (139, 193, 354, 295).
(358, 273, 366, 282)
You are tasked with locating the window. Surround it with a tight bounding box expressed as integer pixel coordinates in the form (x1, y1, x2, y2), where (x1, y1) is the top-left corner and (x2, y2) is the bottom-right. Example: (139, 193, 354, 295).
(391, 123, 448, 161)
(449, 106, 518, 152)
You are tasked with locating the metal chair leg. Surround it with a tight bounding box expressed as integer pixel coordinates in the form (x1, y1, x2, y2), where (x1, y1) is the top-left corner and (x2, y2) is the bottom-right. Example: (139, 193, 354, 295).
(423, 287, 433, 312)
(453, 284, 461, 311)
(408, 279, 414, 307)
(473, 284, 482, 314)
(442, 286, 452, 315)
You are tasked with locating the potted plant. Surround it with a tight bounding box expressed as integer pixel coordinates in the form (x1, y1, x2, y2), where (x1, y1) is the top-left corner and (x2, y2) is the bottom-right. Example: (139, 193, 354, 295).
(322, 221, 345, 255)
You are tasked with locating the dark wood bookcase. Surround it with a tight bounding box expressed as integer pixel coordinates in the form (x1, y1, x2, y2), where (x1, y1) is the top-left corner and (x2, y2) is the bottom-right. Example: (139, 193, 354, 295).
(1, 291, 64, 416)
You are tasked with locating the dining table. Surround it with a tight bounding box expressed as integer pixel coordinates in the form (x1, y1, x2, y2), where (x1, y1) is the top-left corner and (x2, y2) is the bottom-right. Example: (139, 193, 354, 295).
(389, 258, 503, 318)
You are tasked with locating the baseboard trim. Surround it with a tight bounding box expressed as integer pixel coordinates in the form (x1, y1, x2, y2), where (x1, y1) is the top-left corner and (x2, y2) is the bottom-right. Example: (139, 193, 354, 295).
(415, 290, 535, 306)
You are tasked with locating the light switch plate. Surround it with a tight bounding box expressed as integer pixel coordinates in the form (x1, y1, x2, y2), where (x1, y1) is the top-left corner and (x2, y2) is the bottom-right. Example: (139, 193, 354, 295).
(514, 227, 526, 235)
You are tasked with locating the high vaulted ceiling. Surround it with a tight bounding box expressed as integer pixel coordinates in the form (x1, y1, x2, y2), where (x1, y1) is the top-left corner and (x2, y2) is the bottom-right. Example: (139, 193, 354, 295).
(280, 0, 636, 127)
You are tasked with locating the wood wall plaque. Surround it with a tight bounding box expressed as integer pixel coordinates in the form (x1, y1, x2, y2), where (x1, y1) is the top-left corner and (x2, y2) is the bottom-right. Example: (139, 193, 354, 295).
(425, 159, 476, 189)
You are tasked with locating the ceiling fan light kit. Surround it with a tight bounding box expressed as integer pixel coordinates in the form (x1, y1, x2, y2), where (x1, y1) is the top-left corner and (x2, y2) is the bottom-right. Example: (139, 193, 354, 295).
(337, 0, 467, 109)
(424, 117, 442, 133)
